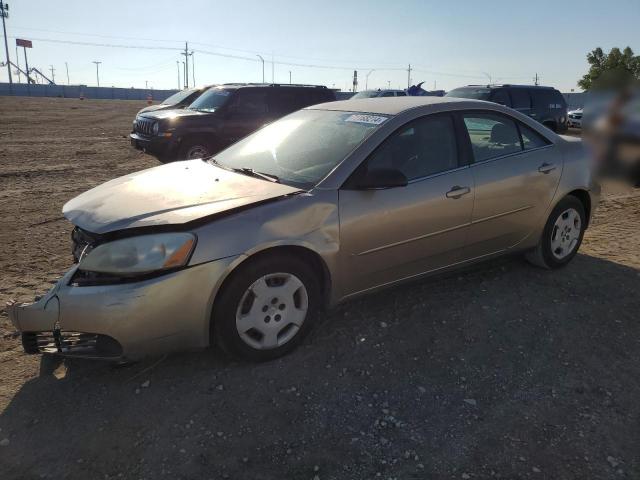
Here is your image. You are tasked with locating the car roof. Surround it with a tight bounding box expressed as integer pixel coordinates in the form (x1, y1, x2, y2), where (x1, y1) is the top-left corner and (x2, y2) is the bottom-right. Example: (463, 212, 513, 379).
(308, 96, 488, 116)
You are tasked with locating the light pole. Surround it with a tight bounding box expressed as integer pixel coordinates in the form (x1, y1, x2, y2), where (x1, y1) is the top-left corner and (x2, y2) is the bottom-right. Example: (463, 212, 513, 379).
(92, 61, 101, 87)
(192, 52, 195, 86)
(0, 0, 11, 85)
(176, 60, 180, 90)
(256, 55, 264, 83)
(65, 62, 69, 84)
(365, 69, 375, 90)
(289, 71, 291, 84)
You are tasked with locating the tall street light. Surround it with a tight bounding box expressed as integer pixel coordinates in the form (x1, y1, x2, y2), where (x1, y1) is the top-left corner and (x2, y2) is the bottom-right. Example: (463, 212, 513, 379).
(365, 69, 375, 90)
(92, 61, 101, 87)
(256, 54, 264, 83)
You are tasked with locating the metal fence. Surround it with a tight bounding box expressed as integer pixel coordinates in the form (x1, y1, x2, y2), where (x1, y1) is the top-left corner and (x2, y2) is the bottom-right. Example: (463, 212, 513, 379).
(0, 82, 178, 102)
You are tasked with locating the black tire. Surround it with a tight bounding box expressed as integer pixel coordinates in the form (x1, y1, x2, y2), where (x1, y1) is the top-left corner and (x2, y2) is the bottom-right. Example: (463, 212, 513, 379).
(526, 195, 586, 269)
(212, 254, 321, 362)
(177, 138, 213, 160)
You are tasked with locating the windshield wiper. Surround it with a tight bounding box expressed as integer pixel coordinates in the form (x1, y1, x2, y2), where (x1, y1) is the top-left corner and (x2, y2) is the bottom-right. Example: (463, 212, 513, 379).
(234, 167, 280, 183)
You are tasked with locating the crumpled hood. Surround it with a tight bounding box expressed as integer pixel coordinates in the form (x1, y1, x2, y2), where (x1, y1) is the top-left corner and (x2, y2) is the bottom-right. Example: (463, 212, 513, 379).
(63, 160, 302, 234)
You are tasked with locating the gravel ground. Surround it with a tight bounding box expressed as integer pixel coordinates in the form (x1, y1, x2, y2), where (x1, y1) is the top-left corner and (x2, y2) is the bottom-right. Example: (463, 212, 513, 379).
(0, 97, 639, 480)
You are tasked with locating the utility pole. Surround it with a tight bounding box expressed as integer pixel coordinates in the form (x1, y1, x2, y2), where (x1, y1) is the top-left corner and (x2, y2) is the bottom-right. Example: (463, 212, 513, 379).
(92, 61, 101, 87)
(176, 60, 180, 90)
(192, 52, 195, 86)
(288, 71, 291, 84)
(256, 54, 264, 83)
(271, 52, 274, 84)
(14, 44, 19, 82)
(181, 42, 192, 88)
(352, 70, 358, 92)
(387, 80, 391, 89)
(49, 65, 55, 84)
(534, 73, 539, 86)
(0, 0, 12, 85)
(407, 64, 411, 89)
(65, 62, 69, 84)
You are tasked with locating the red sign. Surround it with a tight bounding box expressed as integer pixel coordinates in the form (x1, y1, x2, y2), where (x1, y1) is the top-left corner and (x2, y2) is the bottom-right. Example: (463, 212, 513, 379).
(16, 39, 33, 48)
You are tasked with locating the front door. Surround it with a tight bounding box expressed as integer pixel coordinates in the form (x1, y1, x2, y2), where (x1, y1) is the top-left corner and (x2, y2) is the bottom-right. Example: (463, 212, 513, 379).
(459, 111, 562, 259)
(222, 89, 271, 145)
(338, 113, 474, 298)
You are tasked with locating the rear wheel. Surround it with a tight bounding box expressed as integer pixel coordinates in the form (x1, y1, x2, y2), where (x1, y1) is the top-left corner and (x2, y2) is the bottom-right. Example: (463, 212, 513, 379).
(526, 195, 586, 269)
(212, 254, 320, 361)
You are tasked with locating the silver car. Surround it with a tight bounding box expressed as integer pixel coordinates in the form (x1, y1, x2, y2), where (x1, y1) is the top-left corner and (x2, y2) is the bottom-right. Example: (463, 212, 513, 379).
(8, 97, 599, 362)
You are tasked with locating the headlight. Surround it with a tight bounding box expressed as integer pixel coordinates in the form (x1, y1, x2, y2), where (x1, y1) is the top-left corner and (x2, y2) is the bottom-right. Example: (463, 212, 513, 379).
(153, 122, 160, 135)
(79, 233, 195, 275)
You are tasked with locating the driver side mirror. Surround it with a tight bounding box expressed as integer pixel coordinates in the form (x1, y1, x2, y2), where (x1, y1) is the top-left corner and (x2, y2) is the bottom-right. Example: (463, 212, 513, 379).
(355, 167, 408, 190)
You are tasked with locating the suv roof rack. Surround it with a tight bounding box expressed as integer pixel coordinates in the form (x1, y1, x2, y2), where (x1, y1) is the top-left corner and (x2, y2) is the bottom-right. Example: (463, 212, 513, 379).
(221, 83, 328, 89)
(466, 84, 554, 89)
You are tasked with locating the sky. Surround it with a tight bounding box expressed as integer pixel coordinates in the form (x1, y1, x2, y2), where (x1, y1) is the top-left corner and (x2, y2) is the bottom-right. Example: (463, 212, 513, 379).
(0, 0, 638, 93)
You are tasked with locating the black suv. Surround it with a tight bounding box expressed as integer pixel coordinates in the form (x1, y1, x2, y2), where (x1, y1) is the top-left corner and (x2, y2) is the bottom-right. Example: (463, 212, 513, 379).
(130, 83, 336, 162)
(446, 85, 568, 133)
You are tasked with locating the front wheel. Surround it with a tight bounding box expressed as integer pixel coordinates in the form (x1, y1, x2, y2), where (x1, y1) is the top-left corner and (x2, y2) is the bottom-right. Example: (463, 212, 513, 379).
(212, 254, 320, 361)
(178, 140, 213, 160)
(526, 195, 586, 269)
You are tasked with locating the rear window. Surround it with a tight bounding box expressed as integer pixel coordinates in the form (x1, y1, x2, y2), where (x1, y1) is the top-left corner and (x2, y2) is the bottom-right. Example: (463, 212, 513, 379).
(531, 89, 566, 110)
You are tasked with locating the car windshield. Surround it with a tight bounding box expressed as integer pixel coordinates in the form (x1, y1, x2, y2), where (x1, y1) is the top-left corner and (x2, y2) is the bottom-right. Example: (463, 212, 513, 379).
(445, 87, 491, 101)
(213, 109, 389, 188)
(161, 88, 197, 105)
(351, 91, 381, 99)
(187, 88, 232, 112)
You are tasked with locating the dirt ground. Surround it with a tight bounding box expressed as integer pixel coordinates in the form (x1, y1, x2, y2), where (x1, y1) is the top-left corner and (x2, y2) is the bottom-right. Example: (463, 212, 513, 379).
(0, 97, 639, 480)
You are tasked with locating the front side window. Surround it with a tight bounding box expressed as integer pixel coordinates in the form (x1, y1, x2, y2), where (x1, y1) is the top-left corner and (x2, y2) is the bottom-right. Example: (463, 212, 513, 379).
(228, 90, 269, 115)
(365, 114, 458, 180)
(214, 109, 387, 188)
(187, 88, 232, 112)
(463, 113, 523, 162)
(491, 89, 511, 107)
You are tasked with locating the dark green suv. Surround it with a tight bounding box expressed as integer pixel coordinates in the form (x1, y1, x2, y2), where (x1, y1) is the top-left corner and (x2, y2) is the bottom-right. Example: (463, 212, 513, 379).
(446, 85, 568, 133)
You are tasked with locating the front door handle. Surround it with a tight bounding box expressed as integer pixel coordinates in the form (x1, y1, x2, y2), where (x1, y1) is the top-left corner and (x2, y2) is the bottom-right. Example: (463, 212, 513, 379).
(538, 163, 556, 174)
(446, 186, 471, 199)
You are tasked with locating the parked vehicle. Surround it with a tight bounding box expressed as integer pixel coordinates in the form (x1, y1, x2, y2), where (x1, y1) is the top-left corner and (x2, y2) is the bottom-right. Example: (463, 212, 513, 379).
(136, 86, 208, 115)
(130, 83, 336, 162)
(446, 85, 568, 133)
(9, 97, 598, 362)
(351, 89, 407, 99)
(568, 108, 583, 128)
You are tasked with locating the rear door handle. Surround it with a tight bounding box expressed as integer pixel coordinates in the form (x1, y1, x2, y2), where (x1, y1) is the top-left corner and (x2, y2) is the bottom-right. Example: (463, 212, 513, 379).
(446, 186, 471, 199)
(538, 163, 556, 174)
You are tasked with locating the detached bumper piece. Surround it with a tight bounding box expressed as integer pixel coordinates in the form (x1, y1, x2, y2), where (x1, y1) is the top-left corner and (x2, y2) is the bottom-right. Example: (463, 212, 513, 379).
(21, 330, 122, 358)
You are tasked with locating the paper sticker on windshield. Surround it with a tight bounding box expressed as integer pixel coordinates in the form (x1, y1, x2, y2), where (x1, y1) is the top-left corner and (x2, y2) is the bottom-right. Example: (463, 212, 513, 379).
(344, 114, 387, 125)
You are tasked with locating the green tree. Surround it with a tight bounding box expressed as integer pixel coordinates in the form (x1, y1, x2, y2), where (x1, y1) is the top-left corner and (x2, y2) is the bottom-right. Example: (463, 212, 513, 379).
(578, 47, 640, 90)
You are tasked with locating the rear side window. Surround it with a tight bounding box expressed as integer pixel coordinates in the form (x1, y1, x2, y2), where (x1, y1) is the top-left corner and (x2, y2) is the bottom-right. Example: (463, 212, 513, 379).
(531, 89, 566, 110)
(380, 91, 395, 97)
(269, 90, 306, 115)
(396, 91, 407, 96)
(462, 113, 523, 162)
(510, 89, 531, 109)
(367, 114, 458, 180)
(519, 123, 551, 150)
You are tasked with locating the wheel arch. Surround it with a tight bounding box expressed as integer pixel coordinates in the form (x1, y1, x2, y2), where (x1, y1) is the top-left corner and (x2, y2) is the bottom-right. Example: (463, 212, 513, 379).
(566, 188, 592, 227)
(206, 244, 332, 344)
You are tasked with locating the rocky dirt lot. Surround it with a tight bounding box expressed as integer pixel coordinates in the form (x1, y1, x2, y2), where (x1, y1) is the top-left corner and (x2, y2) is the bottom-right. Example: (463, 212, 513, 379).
(0, 97, 639, 480)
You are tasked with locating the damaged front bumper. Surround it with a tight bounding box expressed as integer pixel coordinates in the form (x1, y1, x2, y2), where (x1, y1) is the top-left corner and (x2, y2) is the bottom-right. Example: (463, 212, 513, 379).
(8, 256, 239, 361)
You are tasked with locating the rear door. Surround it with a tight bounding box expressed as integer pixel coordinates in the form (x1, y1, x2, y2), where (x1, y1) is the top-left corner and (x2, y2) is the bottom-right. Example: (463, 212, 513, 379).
(459, 111, 562, 259)
(490, 89, 512, 107)
(338, 113, 474, 296)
